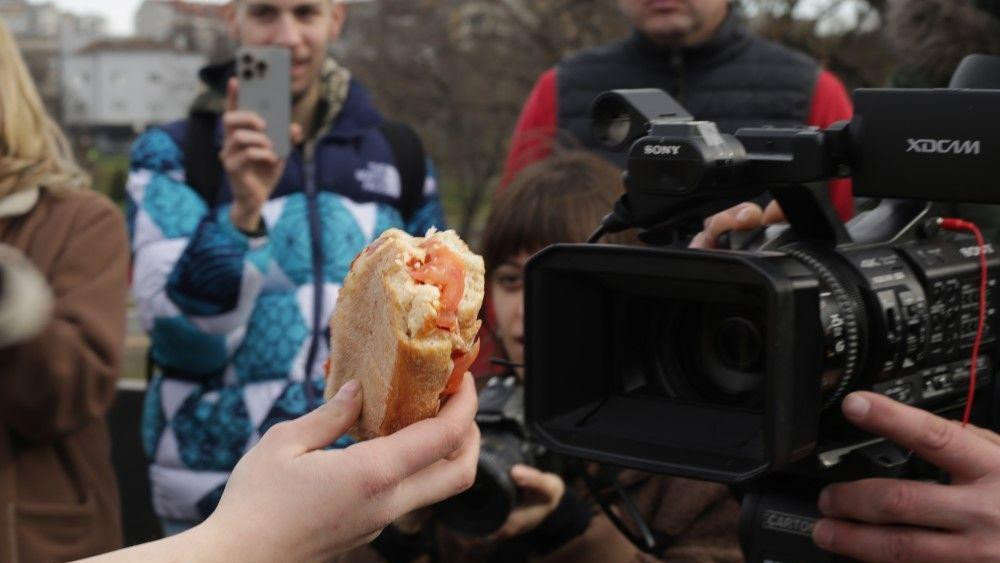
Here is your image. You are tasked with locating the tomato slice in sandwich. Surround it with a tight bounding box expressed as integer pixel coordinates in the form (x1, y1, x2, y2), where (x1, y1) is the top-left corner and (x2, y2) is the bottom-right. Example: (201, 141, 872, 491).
(409, 243, 465, 331)
(443, 339, 480, 397)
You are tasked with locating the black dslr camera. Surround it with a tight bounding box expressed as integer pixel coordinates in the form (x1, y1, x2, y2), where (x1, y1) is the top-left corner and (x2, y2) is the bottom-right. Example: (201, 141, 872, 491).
(436, 375, 548, 536)
(525, 58, 1000, 562)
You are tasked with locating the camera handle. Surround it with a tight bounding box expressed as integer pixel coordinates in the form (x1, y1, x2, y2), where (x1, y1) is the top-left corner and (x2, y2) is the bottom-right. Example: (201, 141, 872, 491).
(769, 182, 851, 246)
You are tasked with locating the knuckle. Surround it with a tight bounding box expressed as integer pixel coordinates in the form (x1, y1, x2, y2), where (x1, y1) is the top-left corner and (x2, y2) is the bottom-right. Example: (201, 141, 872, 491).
(975, 501, 1000, 530)
(359, 462, 395, 500)
(884, 530, 915, 563)
(441, 422, 466, 455)
(921, 416, 955, 452)
(881, 483, 913, 519)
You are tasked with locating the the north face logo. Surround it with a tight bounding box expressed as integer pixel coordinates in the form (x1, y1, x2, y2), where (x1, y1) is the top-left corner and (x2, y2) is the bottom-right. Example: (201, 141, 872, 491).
(356, 163, 402, 198)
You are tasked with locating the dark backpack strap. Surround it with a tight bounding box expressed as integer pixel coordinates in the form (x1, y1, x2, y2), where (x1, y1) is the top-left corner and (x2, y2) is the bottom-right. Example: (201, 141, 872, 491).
(378, 120, 427, 223)
(184, 110, 224, 208)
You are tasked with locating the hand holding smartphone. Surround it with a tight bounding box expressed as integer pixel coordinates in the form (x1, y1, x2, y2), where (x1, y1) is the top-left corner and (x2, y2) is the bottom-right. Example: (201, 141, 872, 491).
(222, 46, 296, 231)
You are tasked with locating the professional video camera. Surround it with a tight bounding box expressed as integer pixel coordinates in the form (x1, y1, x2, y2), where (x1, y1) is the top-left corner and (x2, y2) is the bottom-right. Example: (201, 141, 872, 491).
(525, 55, 1000, 562)
(436, 374, 553, 536)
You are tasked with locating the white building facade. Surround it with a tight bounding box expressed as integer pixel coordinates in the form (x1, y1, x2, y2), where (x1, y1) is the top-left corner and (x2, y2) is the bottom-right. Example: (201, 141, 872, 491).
(63, 40, 206, 131)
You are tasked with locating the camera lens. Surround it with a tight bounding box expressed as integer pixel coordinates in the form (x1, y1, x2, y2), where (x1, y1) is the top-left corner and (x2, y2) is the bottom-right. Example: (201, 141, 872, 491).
(241, 53, 253, 66)
(241, 69, 254, 81)
(591, 96, 635, 150)
(436, 432, 526, 536)
(694, 304, 765, 400)
(641, 300, 766, 407)
(716, 317, 763, 372)
(783, 247, 867, 409)
(256, 60, 268, 77)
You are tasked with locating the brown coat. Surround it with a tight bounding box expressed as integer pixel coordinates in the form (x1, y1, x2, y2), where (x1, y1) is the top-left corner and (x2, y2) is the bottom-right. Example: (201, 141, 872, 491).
(0, 188, 128, 563)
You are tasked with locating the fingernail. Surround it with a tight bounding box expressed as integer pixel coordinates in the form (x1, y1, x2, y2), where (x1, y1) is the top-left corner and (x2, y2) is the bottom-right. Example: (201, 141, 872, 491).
(812, 519, 833, 549)
(817, 487, 831, 514)
(842, 393, 870, 421)
(334, 380, 360, 402)
(691, 233, 706, 248)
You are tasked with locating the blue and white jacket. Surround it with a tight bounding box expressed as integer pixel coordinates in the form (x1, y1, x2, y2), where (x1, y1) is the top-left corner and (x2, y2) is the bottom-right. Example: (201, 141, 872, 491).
(127, 66, 444, 521)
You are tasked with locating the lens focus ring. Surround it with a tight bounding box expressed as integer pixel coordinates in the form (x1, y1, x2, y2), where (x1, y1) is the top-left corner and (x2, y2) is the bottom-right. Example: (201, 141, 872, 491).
(784, 247, 864, 408)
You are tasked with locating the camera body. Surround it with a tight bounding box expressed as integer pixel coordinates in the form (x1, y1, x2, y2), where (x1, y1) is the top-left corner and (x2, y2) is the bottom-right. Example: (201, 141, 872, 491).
(526, 235, 999, 482)
(527, 87, 1000, 482)
(436, 375, 547, 536)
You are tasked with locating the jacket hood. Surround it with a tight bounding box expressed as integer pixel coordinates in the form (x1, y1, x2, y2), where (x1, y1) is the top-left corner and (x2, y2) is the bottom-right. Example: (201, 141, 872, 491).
(888, 0, 1000, 87)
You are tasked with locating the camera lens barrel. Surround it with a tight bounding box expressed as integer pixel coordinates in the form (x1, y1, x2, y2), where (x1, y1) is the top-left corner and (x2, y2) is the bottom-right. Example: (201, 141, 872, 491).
(783, 246, 867, 409)
(435, 431, 530, 536)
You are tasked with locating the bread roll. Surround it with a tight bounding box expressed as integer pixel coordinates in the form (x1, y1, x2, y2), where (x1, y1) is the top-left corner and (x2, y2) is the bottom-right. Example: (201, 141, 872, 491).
(325, 228, 484, 439)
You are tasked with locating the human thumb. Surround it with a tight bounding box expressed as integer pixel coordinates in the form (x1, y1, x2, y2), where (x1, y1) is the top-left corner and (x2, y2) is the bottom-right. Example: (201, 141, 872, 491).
(287, 379, 362, 453)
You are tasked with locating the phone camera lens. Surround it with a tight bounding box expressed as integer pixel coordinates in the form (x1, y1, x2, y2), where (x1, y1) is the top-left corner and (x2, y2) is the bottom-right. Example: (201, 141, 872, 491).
(241, 69, 254, 80)
(241, 53, 253, 66)
(256, 61, 268, 77)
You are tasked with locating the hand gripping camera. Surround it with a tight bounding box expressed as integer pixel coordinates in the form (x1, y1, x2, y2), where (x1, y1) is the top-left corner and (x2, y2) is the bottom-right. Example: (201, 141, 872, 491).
(435, 375, 549, 536)
(525, 57, 1000, 562)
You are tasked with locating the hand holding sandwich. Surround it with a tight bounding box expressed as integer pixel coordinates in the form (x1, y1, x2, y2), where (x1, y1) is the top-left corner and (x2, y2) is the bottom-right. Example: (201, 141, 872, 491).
(76, 375, 479, 563)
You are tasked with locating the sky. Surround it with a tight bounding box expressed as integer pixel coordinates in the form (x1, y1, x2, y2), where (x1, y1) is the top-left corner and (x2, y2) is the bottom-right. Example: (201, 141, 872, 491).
(36, 0, 227, 35)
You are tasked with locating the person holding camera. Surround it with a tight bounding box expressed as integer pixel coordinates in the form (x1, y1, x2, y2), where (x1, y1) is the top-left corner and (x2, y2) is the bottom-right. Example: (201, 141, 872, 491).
(343, 151, 743, 563)
(0, 18, 129, 562)
(693, 193, 1000, 563)
(127, 0, 445, 535)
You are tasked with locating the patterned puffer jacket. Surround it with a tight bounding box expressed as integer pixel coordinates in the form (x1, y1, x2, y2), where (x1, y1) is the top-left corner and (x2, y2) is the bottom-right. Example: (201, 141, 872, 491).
(127, 58, 444, 521)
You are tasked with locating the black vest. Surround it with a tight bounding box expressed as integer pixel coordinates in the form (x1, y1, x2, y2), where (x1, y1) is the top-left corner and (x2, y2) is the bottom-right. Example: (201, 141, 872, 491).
(557, 11, 820, 166)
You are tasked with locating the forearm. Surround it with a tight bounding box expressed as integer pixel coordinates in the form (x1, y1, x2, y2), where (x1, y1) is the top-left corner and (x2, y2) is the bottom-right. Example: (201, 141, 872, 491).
(74, 520, 248, 563)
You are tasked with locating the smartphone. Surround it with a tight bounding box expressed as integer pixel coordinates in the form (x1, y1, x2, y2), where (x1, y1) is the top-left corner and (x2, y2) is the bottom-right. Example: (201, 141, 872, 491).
(237, 46, 292, 159)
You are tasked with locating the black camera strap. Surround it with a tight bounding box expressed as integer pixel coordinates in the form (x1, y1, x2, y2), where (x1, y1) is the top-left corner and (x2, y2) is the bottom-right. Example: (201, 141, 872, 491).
(576, 462, 676, 555)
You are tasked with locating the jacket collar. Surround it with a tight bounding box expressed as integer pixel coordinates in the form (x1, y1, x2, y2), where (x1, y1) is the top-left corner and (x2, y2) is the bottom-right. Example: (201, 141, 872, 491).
(0, 187, 40, 219)
(626, 5, 750, 67)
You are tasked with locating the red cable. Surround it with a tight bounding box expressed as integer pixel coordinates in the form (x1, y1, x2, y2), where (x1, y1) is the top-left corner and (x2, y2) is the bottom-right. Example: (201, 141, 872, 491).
(939, 218, 989, 426)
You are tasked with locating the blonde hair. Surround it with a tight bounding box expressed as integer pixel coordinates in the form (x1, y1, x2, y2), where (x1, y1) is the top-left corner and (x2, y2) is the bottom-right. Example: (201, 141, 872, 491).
(0, 19, 88, 197)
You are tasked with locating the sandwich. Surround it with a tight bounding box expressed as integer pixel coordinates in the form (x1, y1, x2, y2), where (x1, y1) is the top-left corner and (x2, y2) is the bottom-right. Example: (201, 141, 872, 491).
(324, 228, 485, 439)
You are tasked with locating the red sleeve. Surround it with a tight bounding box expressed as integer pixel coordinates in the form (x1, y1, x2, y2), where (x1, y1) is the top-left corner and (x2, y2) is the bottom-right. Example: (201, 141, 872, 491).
(500, 68, 558, 188)
(807, 70, 855, 221)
